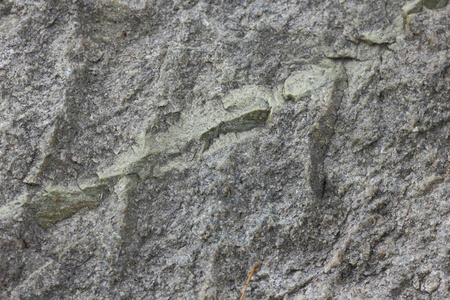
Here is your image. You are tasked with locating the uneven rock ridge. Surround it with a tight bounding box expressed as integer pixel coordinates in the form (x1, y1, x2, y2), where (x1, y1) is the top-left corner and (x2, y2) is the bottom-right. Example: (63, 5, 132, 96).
(0, 0, 449, 299)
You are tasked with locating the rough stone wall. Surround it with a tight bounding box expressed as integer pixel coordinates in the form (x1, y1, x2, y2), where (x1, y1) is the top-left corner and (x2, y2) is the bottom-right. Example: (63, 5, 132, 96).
(0, 0, 449, 299)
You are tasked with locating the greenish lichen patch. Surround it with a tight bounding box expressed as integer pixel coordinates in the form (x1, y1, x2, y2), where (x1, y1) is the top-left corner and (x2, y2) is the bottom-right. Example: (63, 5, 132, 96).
(222, 85, 273, 111)
(423, 0, 448, 9)
(0, 193, 28, 227)
(31, 185, 105, 229)
(359, 15, 404, 45)
(98, 86, 273, 180)
(283, 63, 343, 102)
(77, 176, 107, 191)
(402, 0, 424, 16)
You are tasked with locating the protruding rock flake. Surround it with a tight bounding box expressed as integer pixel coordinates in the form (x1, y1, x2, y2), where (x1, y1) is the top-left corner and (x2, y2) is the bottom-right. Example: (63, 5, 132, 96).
(283, 63, 342, 102)
(0, 0, 448, 299)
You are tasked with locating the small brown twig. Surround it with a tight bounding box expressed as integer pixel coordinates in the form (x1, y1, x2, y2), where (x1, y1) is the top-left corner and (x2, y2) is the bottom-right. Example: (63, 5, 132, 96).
(239, 263, 260, 300)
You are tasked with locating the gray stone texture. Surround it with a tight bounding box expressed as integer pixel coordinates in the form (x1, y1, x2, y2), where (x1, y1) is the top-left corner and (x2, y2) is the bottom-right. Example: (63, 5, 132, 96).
(0, 0, 449, 299)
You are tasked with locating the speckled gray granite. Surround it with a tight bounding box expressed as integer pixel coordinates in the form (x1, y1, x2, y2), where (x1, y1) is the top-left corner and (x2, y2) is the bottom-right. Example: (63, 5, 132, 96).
(0, 0, 449, 299)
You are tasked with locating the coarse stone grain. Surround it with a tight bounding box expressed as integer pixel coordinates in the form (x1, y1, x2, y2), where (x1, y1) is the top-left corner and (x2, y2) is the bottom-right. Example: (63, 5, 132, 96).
(0, 0, 449, 299)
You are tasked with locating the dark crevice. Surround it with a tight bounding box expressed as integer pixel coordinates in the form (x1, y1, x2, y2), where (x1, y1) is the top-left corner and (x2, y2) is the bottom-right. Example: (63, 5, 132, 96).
(308, 73, 348, 201)
(200, 109, 270, 152)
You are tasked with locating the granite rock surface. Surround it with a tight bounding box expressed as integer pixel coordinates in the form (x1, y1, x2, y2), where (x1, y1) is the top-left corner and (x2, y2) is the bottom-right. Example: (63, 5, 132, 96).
(0, 0, 449, 299)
